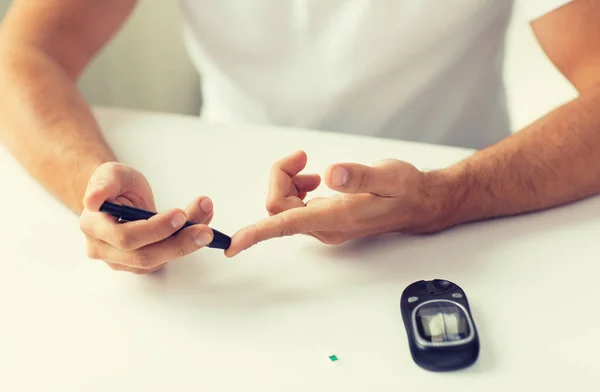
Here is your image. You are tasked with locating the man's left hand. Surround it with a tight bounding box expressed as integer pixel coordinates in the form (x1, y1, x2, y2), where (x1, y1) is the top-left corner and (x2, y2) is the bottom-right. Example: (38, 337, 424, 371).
(225, 151, 447, 257)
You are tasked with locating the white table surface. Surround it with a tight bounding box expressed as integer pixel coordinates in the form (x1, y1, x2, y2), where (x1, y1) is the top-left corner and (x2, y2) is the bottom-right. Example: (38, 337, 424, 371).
(1, 107, 598, 391)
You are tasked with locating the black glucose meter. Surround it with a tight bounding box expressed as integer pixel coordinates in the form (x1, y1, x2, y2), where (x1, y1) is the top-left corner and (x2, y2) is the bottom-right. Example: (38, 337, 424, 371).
(400, 279, 479, 371)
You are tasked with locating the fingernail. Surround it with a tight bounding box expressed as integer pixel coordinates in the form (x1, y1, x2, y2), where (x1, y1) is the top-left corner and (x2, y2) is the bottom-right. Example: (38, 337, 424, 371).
(200, 198, 213, 213)
(332, 167, 349, 187)
(194, 232, 213, 247)
(171, 213, 186, 229)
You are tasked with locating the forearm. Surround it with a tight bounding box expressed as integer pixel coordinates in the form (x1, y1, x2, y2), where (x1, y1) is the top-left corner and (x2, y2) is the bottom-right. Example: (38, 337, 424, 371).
(0, 42, 116, 213)
(428, 83, 600, 230)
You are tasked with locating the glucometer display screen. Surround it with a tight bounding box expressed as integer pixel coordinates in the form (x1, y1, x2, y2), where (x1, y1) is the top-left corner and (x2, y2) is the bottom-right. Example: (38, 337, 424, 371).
(416, 302, 470, 343)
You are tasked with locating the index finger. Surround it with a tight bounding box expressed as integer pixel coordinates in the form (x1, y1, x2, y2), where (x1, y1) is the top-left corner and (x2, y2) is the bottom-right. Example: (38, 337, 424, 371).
(225, 197, 344, 257)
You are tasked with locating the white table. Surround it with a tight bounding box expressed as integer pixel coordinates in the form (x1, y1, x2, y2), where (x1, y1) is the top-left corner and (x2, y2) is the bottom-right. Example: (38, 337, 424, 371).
(1, 107, 598, 391)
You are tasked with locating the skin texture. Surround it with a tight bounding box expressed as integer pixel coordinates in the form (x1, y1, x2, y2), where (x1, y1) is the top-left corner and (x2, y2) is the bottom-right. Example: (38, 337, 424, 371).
(1, 0, 600, 267)
(225, 0, 600, 256)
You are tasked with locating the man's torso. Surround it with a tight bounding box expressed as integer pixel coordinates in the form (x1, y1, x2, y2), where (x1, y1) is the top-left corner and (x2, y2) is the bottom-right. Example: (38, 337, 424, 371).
(179, 0, 515, 148)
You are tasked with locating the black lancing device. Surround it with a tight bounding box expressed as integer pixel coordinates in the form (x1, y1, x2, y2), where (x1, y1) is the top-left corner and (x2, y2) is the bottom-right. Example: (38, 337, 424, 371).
(400, 279, 480, 371)
(99, 201, 231, 250)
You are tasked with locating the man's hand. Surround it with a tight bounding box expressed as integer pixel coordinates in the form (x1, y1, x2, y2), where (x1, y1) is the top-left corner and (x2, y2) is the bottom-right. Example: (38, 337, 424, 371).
(79, 163, 215, 274)
(225, 151, 444, 257)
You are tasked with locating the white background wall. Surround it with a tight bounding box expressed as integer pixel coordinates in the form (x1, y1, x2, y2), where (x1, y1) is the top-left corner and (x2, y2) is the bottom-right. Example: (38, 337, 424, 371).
(0, 0, 578, 132)
(76, 0, 202, 115)
(502, 2, 577, 130)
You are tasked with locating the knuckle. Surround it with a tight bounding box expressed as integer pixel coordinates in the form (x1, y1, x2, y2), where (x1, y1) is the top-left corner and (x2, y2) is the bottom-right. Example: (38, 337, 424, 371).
(331, 236, 347, 245)
(265, 200, 282, 215)
(132, 268, 152, 275)
(79, 217, 90, 234)
(319, 234, 344, 245)
(132, 251, 156, 269)
(149, 264, 166, 273)
(172, 242, 189, 259)
(106, 263, 123, 271)
(86, 243, 100, 260)
(114, 233, 134, 250)
(79, 211, 95, 235)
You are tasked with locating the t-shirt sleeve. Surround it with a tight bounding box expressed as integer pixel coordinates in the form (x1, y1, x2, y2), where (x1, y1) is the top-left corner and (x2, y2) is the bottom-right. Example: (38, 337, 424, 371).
(519, 0, 575, 21)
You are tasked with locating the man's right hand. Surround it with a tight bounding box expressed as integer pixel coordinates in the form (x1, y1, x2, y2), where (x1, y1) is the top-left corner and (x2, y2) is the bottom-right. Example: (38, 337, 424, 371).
(79, 163, 215, 274)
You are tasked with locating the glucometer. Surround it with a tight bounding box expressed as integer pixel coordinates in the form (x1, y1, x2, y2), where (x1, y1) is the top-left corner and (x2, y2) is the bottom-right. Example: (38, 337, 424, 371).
(400, 279, 479, 371)
(99, 201, 231, 250)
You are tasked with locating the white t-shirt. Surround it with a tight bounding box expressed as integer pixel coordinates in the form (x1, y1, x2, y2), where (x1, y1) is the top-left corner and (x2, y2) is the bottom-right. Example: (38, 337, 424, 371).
(179, 0, 573, 148)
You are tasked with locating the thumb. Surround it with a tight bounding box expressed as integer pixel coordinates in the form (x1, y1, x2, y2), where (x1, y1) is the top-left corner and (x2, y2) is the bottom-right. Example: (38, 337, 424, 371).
(325, 159, 413, 196)
(83, 163, 133, 211)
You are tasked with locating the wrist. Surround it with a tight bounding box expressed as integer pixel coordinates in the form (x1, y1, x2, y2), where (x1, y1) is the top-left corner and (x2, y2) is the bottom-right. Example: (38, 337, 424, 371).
(70, 157, 116, 214)
(410, 167, 468, 233)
